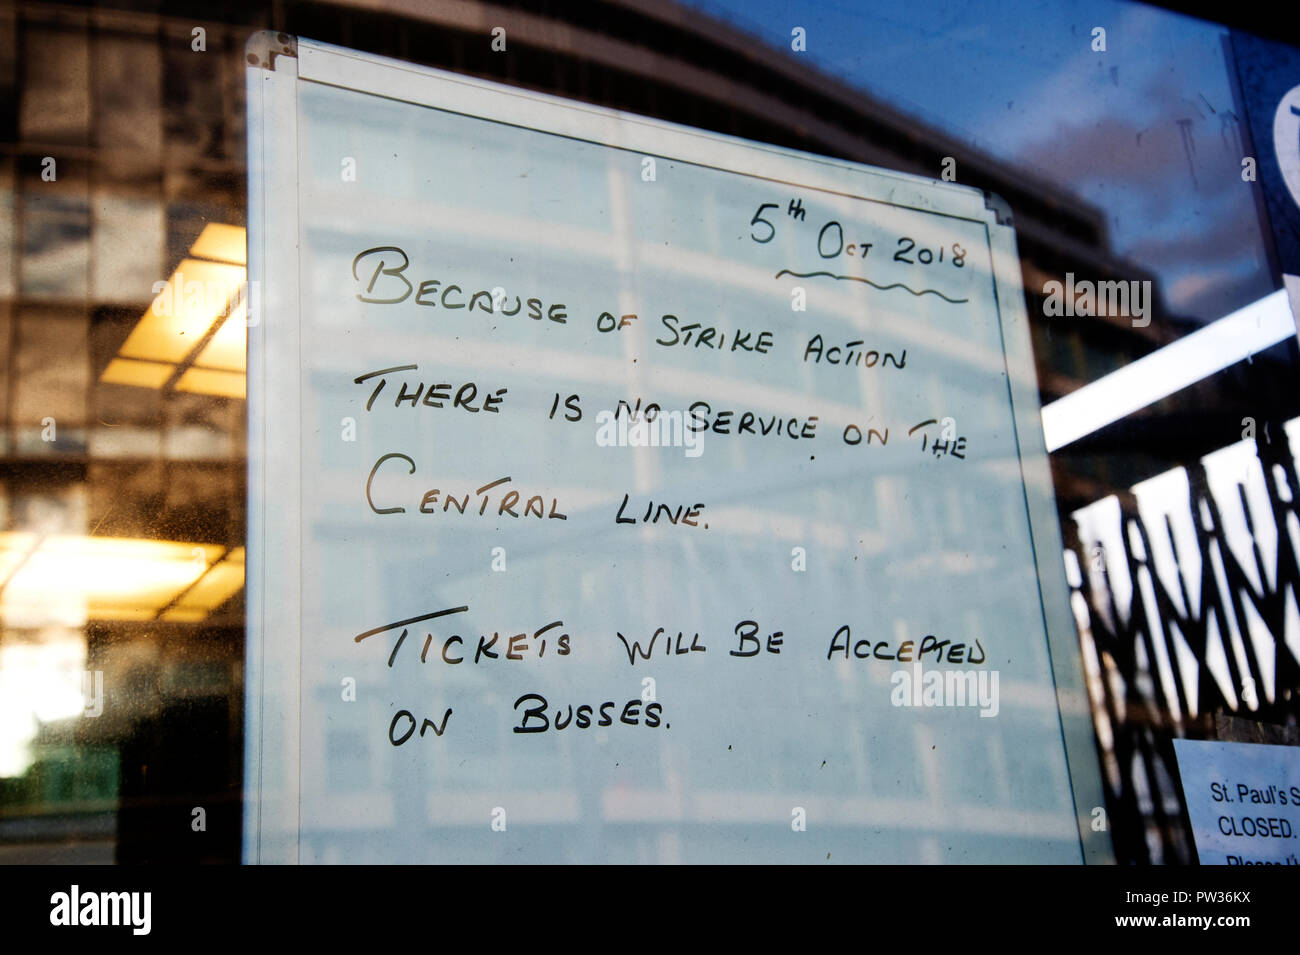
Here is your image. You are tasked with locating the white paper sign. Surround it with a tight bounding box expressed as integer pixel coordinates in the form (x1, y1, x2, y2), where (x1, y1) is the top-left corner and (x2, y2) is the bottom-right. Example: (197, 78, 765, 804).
(242, 33, 1108, 863)
(1174, 738, 1300, 866)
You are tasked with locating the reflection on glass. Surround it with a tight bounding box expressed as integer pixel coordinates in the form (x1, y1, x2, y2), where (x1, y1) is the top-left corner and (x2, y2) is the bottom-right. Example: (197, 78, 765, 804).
(0, 533, 240, 625)
(100, 224, 248, 399)
(0, 632, 87, 778)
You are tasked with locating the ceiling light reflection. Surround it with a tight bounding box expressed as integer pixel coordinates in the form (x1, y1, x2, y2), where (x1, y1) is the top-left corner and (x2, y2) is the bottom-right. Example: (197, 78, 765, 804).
(99, 225, 248, 399)
(0, 533, 243, 626)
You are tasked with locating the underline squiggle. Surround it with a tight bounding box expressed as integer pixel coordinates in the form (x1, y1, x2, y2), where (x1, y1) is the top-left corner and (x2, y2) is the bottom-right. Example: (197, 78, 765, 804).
(775, 269, 969, 305)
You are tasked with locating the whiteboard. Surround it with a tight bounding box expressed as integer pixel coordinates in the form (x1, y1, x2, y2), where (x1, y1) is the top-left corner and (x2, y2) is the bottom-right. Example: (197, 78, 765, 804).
(243, 32, 1110, 863)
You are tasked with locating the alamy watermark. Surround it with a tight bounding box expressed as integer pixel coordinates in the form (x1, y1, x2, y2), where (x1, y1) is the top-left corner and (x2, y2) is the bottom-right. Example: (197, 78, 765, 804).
(50, 885, 151, 935)
(595, 407, 703, 458)
(1042, 272, 1151, 327)
(890, 661, 1000, 717)
(151, 273, 258, 326)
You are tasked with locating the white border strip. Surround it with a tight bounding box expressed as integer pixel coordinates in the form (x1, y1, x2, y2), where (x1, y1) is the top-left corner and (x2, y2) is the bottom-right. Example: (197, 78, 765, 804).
(1041, 290, 1298, 453)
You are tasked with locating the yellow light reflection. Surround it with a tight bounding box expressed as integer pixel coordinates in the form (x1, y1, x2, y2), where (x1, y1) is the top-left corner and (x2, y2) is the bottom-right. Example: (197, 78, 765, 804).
(162, 547, 245, 622)
(189, 223, 248, 265)
(0, 532, 37, 585)
(122, 258, 245, 365)
(99, 224, 249, 399)
(175, 367, 246, 400)
(0, 533, 238, 625)
(193, 306, 247, 372)
(100, 357, 175, 389)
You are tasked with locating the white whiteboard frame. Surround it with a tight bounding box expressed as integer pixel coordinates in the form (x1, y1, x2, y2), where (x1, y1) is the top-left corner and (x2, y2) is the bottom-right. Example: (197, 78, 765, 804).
(243, 30, 1112, 864)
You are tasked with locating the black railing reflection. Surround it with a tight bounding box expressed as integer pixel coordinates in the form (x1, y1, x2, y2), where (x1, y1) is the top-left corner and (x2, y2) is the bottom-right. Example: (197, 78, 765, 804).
(1064, 420, 1300, 864)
